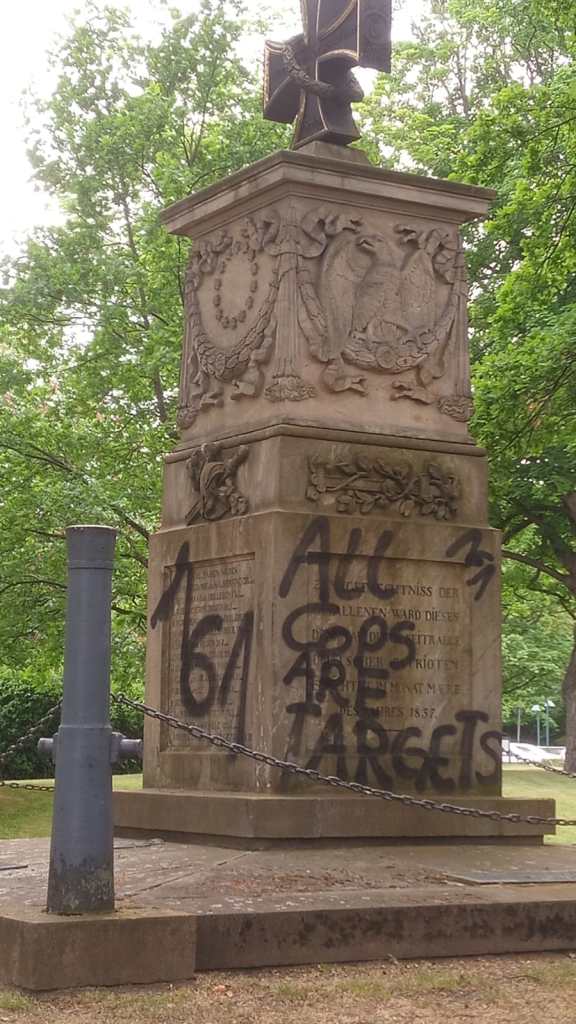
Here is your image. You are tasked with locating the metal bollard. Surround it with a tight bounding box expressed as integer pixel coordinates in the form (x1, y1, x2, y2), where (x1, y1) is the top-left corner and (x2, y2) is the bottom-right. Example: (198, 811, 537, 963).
(39, 525, 143, 915)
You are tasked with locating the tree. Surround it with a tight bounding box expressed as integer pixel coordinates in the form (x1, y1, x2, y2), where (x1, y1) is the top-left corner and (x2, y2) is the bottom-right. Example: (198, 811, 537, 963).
(0, 0, 288, 700)
(500, 567, 573, 742)
(359, 0, 576, 762)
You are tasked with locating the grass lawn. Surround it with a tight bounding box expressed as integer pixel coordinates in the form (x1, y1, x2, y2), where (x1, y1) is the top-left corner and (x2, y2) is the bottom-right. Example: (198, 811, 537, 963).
(2, 768, 576, 843)
(0, 774, 142, 840)
(502, 765, 576, 845)
(2, 955, 576, 1023)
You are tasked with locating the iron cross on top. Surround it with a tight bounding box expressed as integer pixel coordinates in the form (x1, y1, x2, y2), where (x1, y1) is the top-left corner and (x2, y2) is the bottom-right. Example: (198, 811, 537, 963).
(263, 0, 392, 149)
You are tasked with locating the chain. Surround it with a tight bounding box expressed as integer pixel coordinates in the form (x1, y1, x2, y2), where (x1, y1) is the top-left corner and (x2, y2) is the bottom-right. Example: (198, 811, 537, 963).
(0, 779, 56, 793)
(506, 749, 576, 778)
(112, 694, 576, 828)
(0, 701, 61, 769)
(0, 701, 60, 794)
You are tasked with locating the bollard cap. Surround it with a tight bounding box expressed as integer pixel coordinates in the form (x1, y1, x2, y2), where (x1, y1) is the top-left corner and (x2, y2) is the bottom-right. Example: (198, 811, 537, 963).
(66, 525, 117, 570)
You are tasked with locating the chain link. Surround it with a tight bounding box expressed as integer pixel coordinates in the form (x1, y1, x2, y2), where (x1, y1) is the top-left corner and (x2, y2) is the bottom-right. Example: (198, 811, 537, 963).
(0, 701, 61, 769)
(0, 779, 56, 793)
(0, 701, 60, 794)
(112, 694, 576, 829)
(505, 749, 576, 778)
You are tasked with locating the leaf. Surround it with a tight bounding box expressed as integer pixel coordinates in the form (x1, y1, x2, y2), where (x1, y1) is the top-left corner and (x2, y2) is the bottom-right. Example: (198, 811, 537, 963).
(360, 497, 376, 514)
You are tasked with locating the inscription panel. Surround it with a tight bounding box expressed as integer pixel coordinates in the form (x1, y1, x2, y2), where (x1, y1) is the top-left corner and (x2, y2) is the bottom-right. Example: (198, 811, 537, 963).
(306, 560, 470, 738)
(162, 554, 255, 750)
(275, 515, 500, 794)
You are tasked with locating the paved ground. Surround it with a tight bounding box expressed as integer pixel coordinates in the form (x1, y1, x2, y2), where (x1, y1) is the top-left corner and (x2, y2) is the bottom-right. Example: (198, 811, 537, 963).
(3, 837, 576, 913)
(4, 838, 576, 988)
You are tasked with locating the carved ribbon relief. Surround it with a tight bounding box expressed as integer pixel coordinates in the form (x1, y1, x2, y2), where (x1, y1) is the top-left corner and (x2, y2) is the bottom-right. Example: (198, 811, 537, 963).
(177, 208, 473, 429)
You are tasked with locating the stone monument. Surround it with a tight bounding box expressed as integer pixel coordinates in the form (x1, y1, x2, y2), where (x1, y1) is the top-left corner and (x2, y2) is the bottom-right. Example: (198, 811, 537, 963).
(114, 0, 553, 842)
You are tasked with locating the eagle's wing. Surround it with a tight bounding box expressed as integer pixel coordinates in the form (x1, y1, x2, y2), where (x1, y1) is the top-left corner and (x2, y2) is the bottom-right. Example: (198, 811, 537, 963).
(401, 248, 436, 331)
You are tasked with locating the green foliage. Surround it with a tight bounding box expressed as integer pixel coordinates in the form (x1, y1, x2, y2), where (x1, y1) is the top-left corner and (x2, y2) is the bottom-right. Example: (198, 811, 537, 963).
(0, 670, 61, 779)
(0, 669, 143, 778)
(501, 564, 572, 738)
(0, 1, 288, 711)
(1, 0, 576, 759)
(360, 0, 576, 744)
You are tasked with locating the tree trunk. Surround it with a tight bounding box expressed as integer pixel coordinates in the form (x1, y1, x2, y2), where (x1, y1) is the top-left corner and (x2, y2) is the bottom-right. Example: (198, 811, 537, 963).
(562, 631, 576, 772)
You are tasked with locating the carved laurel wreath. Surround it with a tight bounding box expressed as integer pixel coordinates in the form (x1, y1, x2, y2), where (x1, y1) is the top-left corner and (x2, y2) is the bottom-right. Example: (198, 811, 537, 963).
(178, 221, 280, 427)
(185, 224, 278, 382)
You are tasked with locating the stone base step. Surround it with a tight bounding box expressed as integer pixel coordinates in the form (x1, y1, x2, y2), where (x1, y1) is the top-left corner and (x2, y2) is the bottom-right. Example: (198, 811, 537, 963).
(113, 788, 555, 841)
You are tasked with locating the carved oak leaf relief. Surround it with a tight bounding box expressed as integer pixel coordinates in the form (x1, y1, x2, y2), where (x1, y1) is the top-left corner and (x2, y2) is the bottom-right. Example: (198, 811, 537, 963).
(307, 451, 461, 520)
(177, 209, 473, 429)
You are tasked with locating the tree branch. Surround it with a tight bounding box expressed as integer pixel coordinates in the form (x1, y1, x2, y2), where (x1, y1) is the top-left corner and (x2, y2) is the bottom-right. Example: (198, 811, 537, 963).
(502, 549, 569, 585)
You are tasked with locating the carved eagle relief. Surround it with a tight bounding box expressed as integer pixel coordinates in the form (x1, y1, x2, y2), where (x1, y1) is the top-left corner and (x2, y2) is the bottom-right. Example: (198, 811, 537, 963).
(301, 221, 464, 397)
(178, 208, 471, 429)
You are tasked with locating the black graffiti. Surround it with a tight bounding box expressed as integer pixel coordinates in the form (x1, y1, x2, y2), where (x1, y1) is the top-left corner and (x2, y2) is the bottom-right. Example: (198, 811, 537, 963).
(278, 517, 501, 793)
(179, 564, 254, 747)
(304, 708, 501, 793)
(150, 541, 190, 628)
(149, 543, 254, 746)
(280, 519, 416, 728)
(282, 606, 417, 719)
(279, 516, 395, 603)
(445, 528, 496, 601)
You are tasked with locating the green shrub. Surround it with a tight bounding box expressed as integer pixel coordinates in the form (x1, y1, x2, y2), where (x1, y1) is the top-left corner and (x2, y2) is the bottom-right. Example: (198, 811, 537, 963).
(0, 670, 143, 779)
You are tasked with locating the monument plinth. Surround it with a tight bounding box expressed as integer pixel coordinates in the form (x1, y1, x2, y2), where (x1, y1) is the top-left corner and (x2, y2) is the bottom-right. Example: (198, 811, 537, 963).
(113, 148, 553, 841)
(114, 0, 553, 841)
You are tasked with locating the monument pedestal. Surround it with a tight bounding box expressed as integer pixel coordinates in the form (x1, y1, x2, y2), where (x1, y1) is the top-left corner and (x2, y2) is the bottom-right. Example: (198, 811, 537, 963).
(114, 146, 553, 842)
(114, 790, 554, 843)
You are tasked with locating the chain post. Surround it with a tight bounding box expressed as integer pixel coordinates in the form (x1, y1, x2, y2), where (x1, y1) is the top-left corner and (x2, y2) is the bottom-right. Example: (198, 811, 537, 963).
(38, 526, 142, 915)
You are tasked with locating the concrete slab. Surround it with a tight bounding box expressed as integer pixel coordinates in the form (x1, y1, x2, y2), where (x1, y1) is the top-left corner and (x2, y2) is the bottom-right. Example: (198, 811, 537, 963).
(4, 836, 576, 910)
(192, 885, 576, 969)
(0, 906, 196, 990)
(2, 837, 576, 987)
(444, 871, 576, 884)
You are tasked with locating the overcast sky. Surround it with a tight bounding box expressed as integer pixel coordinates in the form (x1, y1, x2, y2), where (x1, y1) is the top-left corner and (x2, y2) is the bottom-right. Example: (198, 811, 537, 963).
(0, 1, 424, 252)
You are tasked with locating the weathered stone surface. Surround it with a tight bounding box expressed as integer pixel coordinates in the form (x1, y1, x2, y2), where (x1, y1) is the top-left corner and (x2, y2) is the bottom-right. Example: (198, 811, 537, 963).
(161, 429, 489, 530)
(114, 790, 554, 840)
(12, 835, 576, 914)
(193, 885, 576, 969)
(141, 510, 502, 799)
(6, 837, 576, 988)
(117, 143, 552, 841)
(0, 906, 196, 990)
(161, 148, 495, 448)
